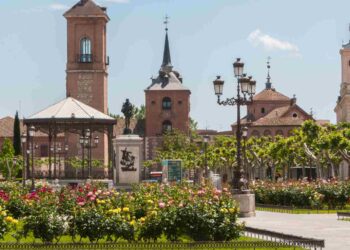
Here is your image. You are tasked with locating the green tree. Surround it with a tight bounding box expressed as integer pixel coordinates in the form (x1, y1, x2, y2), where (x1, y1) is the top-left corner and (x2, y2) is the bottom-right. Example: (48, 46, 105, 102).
(0, 138, 22, 179)
(13, 111, 21, 156)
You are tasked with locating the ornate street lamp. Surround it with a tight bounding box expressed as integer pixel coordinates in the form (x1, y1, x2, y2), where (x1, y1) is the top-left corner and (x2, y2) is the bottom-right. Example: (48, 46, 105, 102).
(212, 58, 256, 192)
(21, 133, 27, 187)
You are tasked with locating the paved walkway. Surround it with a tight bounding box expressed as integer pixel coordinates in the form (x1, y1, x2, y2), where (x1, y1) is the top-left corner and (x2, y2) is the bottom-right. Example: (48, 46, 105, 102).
(240, 211, 350, 250)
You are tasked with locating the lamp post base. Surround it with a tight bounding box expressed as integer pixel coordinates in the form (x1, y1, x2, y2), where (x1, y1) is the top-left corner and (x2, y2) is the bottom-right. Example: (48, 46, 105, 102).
(232, 190, 256, 217)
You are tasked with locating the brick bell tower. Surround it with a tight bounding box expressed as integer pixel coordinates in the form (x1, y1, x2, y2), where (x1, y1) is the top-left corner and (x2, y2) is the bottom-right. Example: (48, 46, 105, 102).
(64, 0, 110, 168)
(145, 18, 191, 159)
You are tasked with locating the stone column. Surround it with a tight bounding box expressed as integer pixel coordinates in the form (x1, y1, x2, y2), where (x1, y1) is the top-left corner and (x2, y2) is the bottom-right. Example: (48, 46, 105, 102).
(113, 135, 144, 185)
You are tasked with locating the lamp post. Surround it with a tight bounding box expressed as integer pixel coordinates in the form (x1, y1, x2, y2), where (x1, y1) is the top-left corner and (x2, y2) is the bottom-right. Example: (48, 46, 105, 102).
(203, 135, 210, 178)
(242, 126, 248, 181)
(80, 130, 99, 179)
(212, 58, 256, 192)
(21, 133, 27, 187)
(28, 125, 35, 191)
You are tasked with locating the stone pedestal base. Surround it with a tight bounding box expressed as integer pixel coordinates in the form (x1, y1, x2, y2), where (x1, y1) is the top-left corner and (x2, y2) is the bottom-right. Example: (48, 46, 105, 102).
(233, 192, 256, 217)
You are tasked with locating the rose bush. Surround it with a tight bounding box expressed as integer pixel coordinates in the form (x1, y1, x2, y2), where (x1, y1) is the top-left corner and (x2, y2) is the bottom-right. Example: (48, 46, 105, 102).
(0, 182, 243, 243)
(251, 180, 350, 209)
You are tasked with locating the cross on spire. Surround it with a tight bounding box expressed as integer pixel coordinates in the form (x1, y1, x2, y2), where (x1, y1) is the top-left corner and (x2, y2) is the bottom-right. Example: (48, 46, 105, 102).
(164, 15, 170, 31)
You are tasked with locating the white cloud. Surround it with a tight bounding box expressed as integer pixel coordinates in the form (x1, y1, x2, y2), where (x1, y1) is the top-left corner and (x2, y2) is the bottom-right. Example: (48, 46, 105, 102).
(248, 29, 301, 57)
(49, 3, 69, 11)
(103, 0, 130, 3)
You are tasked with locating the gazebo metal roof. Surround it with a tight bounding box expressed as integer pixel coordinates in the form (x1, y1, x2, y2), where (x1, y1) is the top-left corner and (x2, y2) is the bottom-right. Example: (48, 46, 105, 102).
(25, 97, 115, 125)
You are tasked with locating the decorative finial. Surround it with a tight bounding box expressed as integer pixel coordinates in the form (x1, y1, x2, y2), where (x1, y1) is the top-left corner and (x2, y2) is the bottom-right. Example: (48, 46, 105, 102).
(164, 15, 170, 32)
(310, 108, 313, 117)
(266, 56, 272, 89)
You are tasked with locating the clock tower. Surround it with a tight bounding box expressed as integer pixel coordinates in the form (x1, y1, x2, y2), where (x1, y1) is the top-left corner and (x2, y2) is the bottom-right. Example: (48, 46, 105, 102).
(64, 0, 109, 113)
(64, 0, 110, 167)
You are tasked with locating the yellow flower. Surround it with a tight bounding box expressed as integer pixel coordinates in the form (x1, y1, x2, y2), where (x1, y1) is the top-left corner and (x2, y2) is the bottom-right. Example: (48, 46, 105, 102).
(108, 208, 121, 214)
(150, 210, 157, 216)
(139, 217, 146, 223)
(5, 216, 14, 223)
(147, 200, 154, 205)
(229, 208, 236, 213)
(130, 220, 136, 226)
(96, 199, 106, 204)
(220, 208, 228, 213)
(1, 211, 6, 216)
(123, 207, 130, 213)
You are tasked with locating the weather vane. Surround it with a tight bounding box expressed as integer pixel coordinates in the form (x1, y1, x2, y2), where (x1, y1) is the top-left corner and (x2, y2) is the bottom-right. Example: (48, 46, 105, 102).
(164, 15, 170, 31)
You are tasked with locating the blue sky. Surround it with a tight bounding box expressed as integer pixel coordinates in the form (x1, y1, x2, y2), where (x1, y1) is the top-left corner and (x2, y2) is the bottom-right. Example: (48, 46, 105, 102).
(0, 0, 349, 130)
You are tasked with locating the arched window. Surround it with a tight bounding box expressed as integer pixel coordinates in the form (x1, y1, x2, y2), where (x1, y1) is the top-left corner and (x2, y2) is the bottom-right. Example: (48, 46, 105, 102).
(162, 120, 172, 133)
(261, 107, 265, 114)
(162, 97, 172, 110)
(80, 37, 92, 63)
(263, 130, 272, 137)
(251, 130, 260, 137)
(275, 130, 284, 136)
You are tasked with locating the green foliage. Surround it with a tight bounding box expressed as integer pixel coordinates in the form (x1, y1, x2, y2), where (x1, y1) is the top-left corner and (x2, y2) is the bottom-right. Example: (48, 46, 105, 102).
(0, 139, 22, 180)
(251, 180, 350, 209)
(23, 209, 68, 243)
(75, 209, 105, 242)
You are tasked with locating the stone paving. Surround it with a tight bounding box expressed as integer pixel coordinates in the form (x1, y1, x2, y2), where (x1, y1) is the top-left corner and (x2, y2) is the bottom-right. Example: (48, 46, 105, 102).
(240, 211, 350, 250)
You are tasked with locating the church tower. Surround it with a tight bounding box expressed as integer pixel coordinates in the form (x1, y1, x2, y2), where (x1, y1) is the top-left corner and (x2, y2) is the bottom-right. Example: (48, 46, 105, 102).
(335, 41, 350, 123)
(64, 0, 109, 113)
(145, 19, 191, 159)
(64, 0, 110, 167)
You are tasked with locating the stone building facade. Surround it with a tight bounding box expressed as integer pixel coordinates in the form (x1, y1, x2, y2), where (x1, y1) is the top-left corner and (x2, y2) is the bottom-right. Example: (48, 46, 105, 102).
(144, 28, 191, 159)
(335, 42, 350, 122)
(64, 0, 110, 163)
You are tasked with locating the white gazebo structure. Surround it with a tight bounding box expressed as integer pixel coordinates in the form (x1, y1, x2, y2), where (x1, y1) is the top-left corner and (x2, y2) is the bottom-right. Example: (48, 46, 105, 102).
(23, 97, 116, 180)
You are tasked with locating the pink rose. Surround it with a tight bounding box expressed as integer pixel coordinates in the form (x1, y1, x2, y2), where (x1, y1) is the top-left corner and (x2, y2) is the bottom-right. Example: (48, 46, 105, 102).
(159, 202, 166, 208)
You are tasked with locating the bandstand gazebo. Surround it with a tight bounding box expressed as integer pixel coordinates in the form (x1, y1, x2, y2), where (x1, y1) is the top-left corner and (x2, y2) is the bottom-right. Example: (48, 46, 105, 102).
(23, 97, 116, 182)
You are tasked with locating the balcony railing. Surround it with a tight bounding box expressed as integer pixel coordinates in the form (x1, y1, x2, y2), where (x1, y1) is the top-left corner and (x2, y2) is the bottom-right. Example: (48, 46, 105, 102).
(78, 54, 93, 63)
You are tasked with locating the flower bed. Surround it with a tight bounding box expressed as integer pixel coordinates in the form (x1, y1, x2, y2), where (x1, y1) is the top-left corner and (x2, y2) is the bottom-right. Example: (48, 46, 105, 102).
(250, 180, 350, 209)
(0, 182, 243, 243)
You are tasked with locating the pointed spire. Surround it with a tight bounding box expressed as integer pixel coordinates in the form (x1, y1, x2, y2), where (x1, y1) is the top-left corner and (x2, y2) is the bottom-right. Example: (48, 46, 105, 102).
(266, 56, 272, 89)
(161, 15, 172, 71)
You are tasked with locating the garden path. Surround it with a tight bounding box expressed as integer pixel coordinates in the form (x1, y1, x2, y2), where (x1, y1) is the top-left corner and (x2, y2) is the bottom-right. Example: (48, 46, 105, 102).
(240, 211, 350, 250)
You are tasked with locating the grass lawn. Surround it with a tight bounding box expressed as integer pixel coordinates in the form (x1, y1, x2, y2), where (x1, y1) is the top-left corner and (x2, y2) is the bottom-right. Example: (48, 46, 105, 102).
(256, 206, 350, 214)
(0, 233, 307, 250)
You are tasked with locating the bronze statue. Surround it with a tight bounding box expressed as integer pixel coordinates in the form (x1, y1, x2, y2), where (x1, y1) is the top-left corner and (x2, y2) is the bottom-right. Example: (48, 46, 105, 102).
(120, 147, 136, 171)
(121, 98, 134, 134)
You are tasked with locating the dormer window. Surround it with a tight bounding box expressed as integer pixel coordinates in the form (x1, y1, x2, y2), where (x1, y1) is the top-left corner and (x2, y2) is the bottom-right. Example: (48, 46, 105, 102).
(162, 97, 172, 110)
(80, 37, 92, 63)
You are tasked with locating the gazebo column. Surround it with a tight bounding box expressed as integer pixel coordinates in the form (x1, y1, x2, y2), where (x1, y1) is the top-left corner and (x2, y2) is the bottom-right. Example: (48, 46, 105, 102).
(48, 127, 52, 179)
(53, 129, 57, 179)
(108, 127, 113, 179)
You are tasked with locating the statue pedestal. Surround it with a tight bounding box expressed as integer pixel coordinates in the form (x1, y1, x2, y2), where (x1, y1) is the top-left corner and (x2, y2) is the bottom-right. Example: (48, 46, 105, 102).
(232, 190, 256, 217)
(113, 135, 144, 185)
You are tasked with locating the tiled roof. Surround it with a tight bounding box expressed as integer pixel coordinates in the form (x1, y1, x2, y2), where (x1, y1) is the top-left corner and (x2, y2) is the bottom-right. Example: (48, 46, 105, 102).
(253, 88, 290, 101)
(64, 0, 109, 19)
(146, 71, 190, 91)
(252, 105, 308, 126)
(0, 117, 22, 138)
(0, 117, 49, 137)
